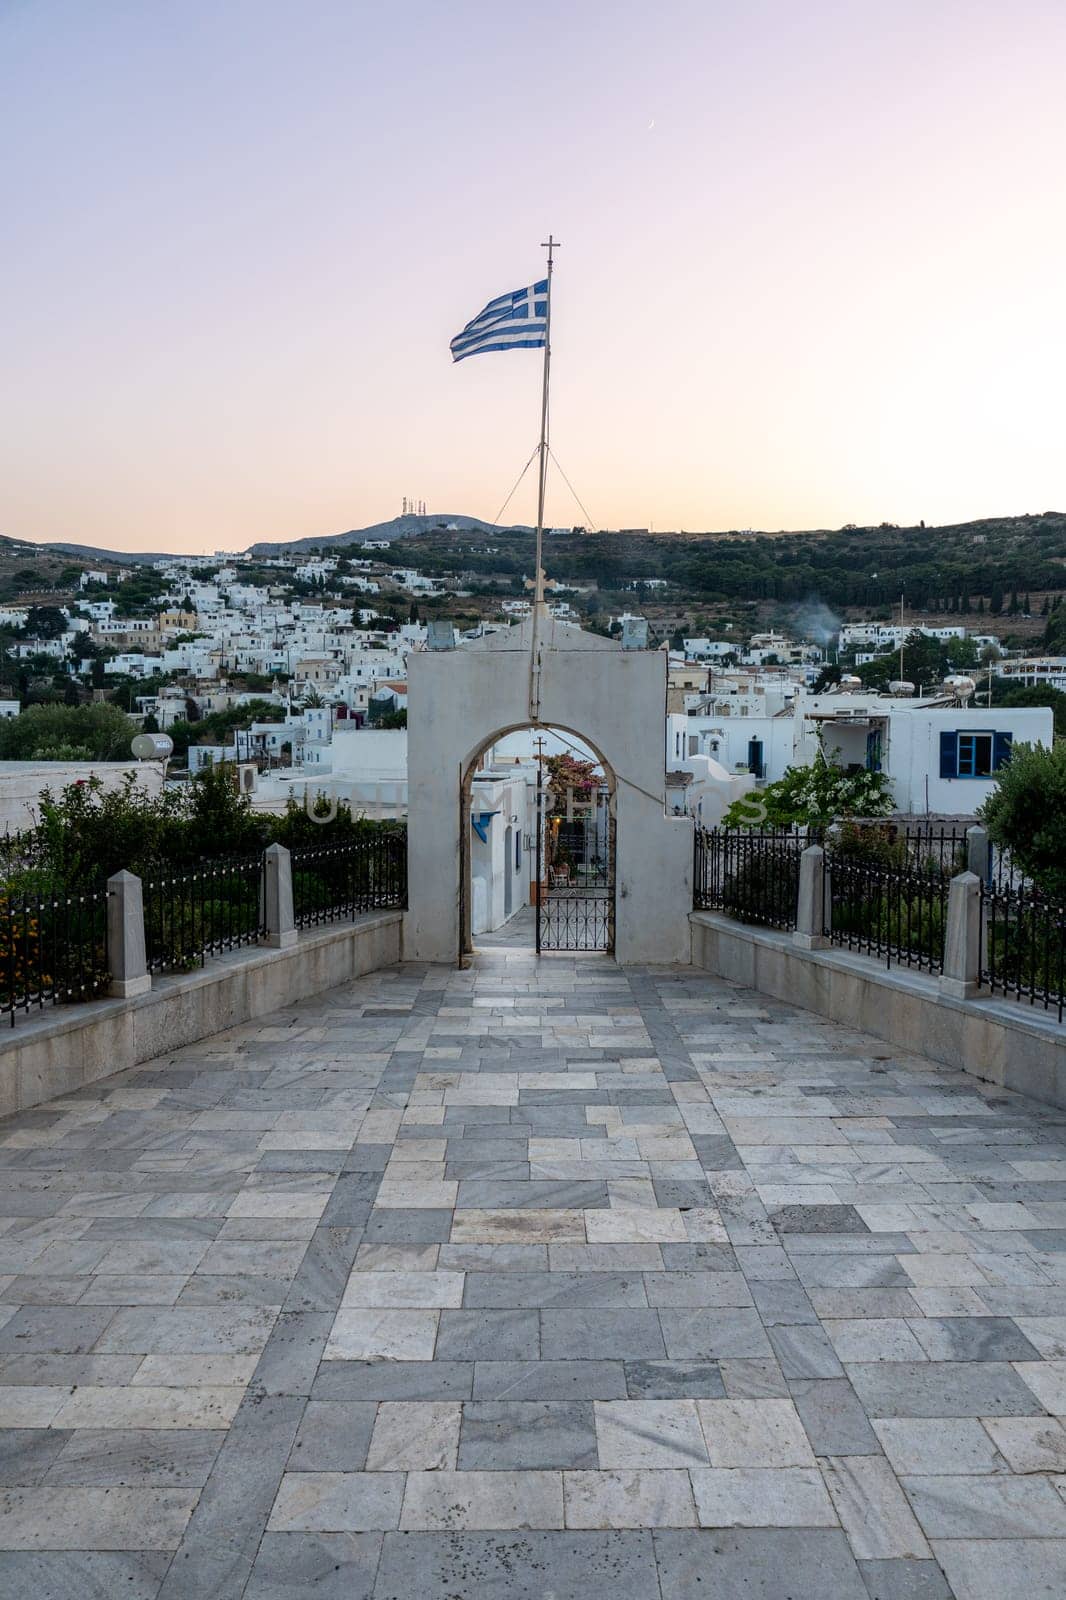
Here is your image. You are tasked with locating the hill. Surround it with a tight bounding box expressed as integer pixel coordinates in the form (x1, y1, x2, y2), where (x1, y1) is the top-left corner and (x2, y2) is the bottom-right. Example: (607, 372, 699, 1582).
(368, 512, 1066, 615)
(244, 512, 525, 557)
(3, 512, 1063, 619)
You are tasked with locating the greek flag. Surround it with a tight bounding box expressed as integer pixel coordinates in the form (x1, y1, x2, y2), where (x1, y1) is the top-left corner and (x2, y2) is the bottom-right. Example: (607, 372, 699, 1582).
(450, 279, 548, 363)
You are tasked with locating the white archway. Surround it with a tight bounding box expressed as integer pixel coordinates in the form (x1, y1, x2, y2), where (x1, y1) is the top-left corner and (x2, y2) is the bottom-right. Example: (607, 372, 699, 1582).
(459, 720, 618, 956)
(405, 614, 693, 965)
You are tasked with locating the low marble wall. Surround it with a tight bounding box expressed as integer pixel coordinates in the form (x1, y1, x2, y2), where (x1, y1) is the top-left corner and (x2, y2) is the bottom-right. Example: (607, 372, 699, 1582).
(691, 910, 1066, 1112)
(0, 911, 403, 1118)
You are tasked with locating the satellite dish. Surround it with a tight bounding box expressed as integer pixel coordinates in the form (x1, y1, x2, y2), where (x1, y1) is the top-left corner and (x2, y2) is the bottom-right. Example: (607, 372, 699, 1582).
(131, 733, 174, 760)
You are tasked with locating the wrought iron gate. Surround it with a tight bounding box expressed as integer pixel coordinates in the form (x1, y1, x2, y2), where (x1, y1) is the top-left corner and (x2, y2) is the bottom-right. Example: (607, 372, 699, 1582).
(535, 782, 615, 953)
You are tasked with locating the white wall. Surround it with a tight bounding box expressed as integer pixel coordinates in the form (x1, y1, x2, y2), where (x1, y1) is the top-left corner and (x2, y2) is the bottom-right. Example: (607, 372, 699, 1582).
(469, 773, 529, 933)
(886, 705, 1053, 814)
(0, 761, 164, 835)
(406, 614, 693, 965)
(668, 711, 793, 783)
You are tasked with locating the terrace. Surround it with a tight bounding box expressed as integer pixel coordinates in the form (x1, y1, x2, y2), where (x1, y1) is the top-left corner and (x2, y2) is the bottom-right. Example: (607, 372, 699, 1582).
(1, 938, 1066, 1598)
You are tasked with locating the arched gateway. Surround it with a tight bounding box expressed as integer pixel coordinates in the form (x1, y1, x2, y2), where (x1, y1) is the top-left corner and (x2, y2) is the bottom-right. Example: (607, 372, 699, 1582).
(405, 614, 693, 965)
(459, 719, 616, 955)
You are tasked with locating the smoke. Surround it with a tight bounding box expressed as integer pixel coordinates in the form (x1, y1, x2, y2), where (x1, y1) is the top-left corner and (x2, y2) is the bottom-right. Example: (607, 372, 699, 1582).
(791, 597, 841, 647)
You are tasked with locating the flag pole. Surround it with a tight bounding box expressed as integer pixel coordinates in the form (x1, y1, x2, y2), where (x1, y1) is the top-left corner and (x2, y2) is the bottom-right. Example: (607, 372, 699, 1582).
(528, 233, 558, 721)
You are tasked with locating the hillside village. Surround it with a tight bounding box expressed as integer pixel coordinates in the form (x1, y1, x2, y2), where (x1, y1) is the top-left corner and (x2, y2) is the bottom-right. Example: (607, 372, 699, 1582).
(0, 515, 1061, 902)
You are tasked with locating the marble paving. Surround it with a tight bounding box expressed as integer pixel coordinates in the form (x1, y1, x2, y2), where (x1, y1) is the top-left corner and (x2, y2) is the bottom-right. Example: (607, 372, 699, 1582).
(2, 941, 1066, 1597)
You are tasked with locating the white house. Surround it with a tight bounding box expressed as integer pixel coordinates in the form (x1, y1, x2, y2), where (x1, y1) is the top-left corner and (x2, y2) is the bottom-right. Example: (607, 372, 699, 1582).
(997, 657, 1066, 692)
(794, 690, 1053, 814)
(103, 653, 164, 678)
(670, 683, 1054, 817)
(839, 622, 968, 652)
(683, 639, 736, 661)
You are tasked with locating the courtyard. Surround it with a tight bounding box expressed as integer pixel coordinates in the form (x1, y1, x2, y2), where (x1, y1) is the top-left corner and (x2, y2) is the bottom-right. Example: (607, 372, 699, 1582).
(1, 942, 1065, 1599)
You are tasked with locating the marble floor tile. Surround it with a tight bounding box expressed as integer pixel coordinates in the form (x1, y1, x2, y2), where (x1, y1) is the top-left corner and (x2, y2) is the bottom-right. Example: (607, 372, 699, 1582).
(2, 945, 1066, 1596)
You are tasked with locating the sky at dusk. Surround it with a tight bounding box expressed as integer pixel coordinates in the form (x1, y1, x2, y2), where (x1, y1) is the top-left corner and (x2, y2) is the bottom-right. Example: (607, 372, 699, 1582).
(2, 0, 1065, 553)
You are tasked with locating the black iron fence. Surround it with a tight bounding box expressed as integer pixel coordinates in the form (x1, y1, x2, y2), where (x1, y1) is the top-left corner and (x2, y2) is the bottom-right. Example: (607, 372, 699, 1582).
(0, 830, 408, 1023)
(291, 832, 407, 929)
(142, 856, 266, 973)
(0, 885, 110, 1025)
(693, 822, 1066, 1014)
(837, 821, 967, 872)
(694, 827, 807, 931)
(824, 850, 949, 973)
(980, 883, 1066, 1023)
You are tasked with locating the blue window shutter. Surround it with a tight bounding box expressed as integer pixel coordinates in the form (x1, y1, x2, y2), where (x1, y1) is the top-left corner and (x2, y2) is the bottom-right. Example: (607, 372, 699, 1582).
(939, 731, 957, 778)
(993, 731, 1013, 770)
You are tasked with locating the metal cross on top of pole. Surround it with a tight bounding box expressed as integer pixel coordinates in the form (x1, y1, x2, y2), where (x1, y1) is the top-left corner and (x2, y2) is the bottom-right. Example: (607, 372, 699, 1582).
(528, 234, 559, 723)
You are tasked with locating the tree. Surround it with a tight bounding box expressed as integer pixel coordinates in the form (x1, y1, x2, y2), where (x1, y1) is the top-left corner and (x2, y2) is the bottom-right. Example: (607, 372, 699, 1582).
(979, 742, 1066, 901)
(23, 606, 68, 639)
(857, 630, 976, 693)
(1044, 606, 1066, 654)
(0, 702, 137, 762)
(989, 682, 1066, 739)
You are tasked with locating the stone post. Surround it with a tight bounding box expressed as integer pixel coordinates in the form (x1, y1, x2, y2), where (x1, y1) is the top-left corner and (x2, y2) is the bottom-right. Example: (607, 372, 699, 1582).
(940, 870, 982, 1000)
(794, 844, 828, 950)
(966, 824, 989, 882)
(107, 870, 151, 998)
(263, 842, 297, 949)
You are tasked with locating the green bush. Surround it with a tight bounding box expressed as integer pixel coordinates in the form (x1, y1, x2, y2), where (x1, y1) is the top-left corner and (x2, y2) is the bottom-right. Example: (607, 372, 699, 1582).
(720, 851, 799, 928)
(979, 741, 1066, 903)
(0, 702, 136, 761)
(986, 905, 1066, 995)
(0, 764, 407, 983)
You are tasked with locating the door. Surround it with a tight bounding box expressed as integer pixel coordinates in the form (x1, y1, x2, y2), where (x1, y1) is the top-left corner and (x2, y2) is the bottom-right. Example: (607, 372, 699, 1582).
(537, 785, 615, 952)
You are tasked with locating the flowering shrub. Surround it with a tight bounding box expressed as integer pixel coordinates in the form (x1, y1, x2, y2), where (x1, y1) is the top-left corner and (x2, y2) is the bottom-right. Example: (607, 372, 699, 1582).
(0, 896, 47, 1008)
(722, 753, 894, 828)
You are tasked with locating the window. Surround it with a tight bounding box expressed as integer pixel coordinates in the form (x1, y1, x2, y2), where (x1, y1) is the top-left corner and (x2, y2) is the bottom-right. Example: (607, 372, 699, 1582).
(958, 732, 993, 777)
(939, 729, 1012, 779)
